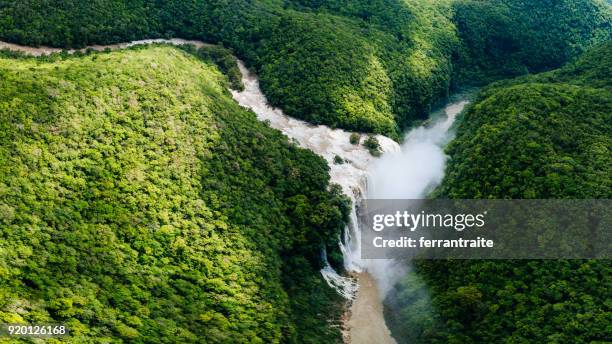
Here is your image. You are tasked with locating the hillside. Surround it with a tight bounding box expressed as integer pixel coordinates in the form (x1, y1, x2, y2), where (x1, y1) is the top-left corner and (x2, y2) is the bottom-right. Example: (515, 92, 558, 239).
(0, 46, 349, 343)
(437, 41, 612, 199)
(0, 0, 610, 137)
(386, 42, 611, 343)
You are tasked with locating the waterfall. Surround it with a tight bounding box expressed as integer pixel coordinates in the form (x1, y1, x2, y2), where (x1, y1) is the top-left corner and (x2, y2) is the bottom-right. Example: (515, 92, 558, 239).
(230, 60, 400, 299)
(229, 58, 470, 301)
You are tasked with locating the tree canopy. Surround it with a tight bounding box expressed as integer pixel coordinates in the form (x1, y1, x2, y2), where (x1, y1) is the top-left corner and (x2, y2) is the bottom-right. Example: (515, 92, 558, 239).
(1, 0, 610, 137)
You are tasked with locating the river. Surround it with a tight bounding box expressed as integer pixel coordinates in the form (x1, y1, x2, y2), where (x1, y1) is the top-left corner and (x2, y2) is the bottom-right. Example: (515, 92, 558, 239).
(0, 39, 468, 343)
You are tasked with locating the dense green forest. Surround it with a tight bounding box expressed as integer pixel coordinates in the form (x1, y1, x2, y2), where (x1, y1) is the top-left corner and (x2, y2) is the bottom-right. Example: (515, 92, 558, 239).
(0, 0, 610, 137)
(1, 1, 611, 343)
(0, 46, 350, 343)
(386, 42, 612, 343)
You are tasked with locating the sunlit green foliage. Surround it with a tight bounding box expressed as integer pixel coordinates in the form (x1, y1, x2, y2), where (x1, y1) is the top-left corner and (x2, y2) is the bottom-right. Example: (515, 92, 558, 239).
(387, 42, 612, 344)
(363, 136, 382, 157)
(0, 46, 349, 343)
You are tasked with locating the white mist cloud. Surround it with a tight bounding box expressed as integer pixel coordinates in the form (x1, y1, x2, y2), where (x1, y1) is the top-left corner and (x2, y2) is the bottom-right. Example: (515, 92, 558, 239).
(364, 100, 469, 297)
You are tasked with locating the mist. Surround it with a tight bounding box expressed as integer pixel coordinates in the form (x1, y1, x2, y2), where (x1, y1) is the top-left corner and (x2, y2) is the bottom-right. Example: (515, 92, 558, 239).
(364, 100, 469, 297)
(368, 101, 467, 200)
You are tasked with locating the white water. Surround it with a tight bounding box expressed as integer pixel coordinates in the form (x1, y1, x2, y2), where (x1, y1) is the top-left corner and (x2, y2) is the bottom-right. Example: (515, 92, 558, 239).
(230, 60, 401, 297)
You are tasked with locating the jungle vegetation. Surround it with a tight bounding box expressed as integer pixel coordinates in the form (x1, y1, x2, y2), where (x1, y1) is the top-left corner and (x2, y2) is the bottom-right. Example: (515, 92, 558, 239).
(385, 41, 612, 344)
(0, 46, 349, 343)
(0, 0, 610, 137)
